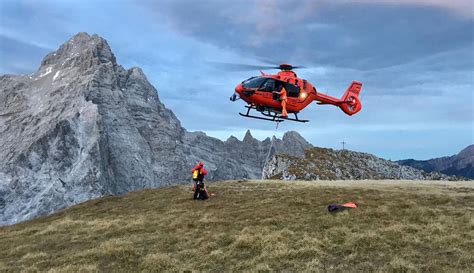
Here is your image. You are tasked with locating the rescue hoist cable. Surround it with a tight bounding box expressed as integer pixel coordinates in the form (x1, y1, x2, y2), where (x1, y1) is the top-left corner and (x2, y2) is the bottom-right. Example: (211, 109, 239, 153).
(261, 122, 279, 179)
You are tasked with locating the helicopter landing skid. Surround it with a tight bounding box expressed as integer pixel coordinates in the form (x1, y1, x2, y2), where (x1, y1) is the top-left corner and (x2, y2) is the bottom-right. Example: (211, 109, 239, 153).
(239, 106, 309, 123)
(239, 109, 284, 123)
(260, 112, 309, 123)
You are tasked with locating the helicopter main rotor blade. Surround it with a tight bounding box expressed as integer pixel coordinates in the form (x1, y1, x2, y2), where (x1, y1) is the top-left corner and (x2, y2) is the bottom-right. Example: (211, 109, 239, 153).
(255, 58, 307, 69)
(208, 61, 307, 71)
(209, 61, 279, 71)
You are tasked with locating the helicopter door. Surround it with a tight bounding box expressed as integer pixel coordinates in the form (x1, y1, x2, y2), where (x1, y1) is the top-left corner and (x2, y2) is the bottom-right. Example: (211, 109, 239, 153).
(284, 82, 300, 98)
(259, 78, 276, 92)
(258, 79, 276, 100)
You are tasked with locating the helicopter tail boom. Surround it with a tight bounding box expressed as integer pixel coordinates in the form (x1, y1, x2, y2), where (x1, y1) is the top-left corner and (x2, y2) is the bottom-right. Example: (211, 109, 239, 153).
(314, 81, 363, 116)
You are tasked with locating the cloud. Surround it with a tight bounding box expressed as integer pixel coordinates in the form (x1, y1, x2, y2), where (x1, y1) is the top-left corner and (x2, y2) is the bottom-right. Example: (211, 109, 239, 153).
(0, 27, 53, 50)
(138, 0, 473, 71)
(351, 0, 474, 18)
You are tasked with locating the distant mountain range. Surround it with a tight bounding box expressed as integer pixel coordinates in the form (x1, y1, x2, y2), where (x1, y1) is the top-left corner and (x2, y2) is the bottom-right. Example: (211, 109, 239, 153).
(397, 145, 473, 179)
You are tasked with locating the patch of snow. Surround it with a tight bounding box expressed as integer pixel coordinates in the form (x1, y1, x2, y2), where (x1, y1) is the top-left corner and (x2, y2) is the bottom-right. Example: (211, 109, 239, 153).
(53, 71, 61, 81)
(39, 66, 52, 78)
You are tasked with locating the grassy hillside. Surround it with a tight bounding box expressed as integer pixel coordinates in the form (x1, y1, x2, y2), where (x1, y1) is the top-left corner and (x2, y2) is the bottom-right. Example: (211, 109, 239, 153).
(1, 180, 473, 272)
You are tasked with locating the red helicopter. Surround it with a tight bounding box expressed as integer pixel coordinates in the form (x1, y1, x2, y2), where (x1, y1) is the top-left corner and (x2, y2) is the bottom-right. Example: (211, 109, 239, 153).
(230, 64, 362, 122)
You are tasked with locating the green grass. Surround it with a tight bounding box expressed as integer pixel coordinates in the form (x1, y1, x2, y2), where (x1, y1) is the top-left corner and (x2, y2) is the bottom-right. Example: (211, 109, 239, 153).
(1, 180, 473, 272)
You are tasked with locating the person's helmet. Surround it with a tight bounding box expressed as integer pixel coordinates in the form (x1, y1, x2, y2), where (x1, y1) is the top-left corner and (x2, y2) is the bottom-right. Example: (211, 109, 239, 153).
(199, 161, 204, 167)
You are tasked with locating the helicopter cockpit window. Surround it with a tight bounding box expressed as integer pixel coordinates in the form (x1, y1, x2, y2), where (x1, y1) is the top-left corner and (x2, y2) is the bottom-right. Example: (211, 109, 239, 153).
(260, 78, 276, 91)
(242, 77, 267, 89)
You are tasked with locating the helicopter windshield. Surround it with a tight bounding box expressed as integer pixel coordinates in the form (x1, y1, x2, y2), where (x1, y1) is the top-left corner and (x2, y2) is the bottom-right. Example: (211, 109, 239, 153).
(242, 77, 267, 89)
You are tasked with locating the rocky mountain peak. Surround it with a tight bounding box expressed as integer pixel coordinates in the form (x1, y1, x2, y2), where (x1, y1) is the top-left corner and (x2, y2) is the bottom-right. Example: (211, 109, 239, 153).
(243, 129, 255, 142)
(128, 67, 147, 81)
(282, 131, 309, 144)
(225, 135, 240, 143)
(278, 131, 312, 157)
(458, 145, 474, 159)
(40, 32, 116, 71)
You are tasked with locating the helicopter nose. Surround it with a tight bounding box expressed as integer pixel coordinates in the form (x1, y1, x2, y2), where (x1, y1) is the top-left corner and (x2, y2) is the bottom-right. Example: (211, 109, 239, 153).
(235, 84, 243, 93)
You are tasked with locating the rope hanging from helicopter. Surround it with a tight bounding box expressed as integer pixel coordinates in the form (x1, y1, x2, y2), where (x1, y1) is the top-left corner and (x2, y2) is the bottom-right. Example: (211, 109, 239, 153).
(261, 121, 279, 180)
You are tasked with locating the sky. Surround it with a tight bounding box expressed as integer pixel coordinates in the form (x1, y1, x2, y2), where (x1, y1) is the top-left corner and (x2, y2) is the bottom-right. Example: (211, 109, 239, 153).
(0, 0, 473, 160)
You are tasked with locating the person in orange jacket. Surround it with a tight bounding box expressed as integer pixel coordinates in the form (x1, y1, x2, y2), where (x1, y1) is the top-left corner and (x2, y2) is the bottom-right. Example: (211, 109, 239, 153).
(276, 85, 288, 117)
(191, 161, 208, 200)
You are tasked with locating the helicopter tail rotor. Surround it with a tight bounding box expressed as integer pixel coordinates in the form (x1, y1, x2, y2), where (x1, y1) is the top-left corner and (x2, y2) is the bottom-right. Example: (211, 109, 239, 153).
(339, 81, 363, 116)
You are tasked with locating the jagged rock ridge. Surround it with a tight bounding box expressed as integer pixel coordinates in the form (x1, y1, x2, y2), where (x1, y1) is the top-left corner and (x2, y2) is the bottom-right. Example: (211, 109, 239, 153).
(0, 33, 311, 225)
(263, 147, 462, 181)
(397, 145, 473, 179)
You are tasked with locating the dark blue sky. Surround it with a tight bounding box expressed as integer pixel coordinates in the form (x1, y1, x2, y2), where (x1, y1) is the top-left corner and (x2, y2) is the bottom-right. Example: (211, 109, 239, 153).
(0, 0, 472, 160)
